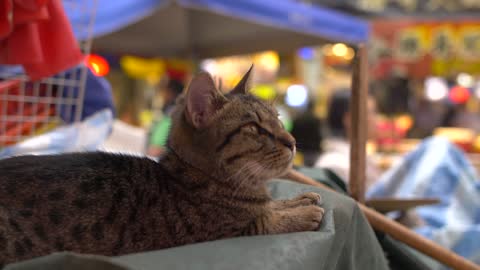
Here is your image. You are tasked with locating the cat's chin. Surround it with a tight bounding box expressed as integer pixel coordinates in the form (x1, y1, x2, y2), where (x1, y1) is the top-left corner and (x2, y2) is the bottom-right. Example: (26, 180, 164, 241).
(254, 165, 292, 183)
(270, 162, 293, 180)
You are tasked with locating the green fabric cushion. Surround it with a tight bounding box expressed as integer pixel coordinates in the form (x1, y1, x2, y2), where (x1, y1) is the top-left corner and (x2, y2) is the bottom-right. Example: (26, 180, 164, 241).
(5, 180, 389, 270)
(294, 167, 348, 194)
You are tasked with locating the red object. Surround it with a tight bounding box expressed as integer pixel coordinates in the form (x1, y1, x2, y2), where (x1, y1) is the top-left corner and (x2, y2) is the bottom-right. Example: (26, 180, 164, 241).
(0, 80, 56, 146)
(0, 0, 83, 80)
(453, 141, 472, 153)
(375, 119, 403, 152)
(85, 54, 110, 76)
(0, 0, 14, 38)
(449, 86, 470, 104)
(166, 68, 187, 81)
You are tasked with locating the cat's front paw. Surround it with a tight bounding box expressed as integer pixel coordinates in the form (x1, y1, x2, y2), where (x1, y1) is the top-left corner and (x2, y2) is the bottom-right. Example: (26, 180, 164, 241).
(293, 204, 325, 231)
(258, 204, 326, 234)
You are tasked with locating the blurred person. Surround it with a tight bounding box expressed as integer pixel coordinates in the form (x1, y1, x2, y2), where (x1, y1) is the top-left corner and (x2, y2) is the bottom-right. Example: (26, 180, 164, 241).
(442, 101, 480, 133)
(147, 78, 185, 157)
(315, 89, 382, 189)
(290, 101, 323, 167)
(408, 98, 444, 138)
(313, 92, 480, 263)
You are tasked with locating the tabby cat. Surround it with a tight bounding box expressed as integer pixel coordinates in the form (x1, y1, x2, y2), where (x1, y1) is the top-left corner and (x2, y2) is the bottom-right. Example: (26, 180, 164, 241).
(0, 67, 324, 266)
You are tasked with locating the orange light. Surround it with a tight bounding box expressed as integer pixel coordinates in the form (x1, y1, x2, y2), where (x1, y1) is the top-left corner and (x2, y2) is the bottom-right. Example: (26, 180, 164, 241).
(395, 115, 413, 133)
(85, 54, 109, 76)
(449, 86, 470, 104)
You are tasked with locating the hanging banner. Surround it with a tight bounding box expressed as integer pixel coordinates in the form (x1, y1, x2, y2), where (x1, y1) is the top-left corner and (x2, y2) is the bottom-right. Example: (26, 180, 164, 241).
(394, 26, 428, 61)
(371, 20, 480, 79)
(313, 0, 480, 16)
(458, 25, 480, 59)
(430, 25, 456, 59)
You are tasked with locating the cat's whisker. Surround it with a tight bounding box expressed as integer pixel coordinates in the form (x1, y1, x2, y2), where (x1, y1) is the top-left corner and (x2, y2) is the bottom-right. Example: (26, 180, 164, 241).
(231, 162, 266, 198)
(221, 161, 260, 199)
(230, 162, 260, 197)
(223, 161, 257, 183)
(232, 178, 252, 198)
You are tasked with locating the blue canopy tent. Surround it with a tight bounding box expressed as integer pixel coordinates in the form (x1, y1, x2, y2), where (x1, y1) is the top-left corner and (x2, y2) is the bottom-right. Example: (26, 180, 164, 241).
(67, 0, 369, 58)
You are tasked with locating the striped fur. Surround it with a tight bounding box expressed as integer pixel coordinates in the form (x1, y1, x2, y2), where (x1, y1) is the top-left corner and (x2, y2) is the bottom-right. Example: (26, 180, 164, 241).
(0, 69, 324, 266)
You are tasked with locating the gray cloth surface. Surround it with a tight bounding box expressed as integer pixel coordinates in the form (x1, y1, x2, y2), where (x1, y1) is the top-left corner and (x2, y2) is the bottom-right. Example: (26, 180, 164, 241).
(5, 180, 389, 270)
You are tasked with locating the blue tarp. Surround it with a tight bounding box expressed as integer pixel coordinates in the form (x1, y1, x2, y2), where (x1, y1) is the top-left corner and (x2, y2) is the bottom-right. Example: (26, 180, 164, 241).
(367, 137, 480, 268)
(66, 0, 369, 44)
(65, 0, 160, 40)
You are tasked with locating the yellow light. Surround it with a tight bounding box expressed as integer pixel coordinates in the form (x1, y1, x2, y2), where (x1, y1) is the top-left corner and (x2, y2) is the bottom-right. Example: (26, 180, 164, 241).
(120, 55, 165, 81)
(332, 43, 348, 57)
(344, 48, 355, 60)
(251, 84, 277, 101)
(395, 115, 413, 132)
(91, 62, 100, 74)
(254, 51, 279, 71)
(322, 44, 333, 56)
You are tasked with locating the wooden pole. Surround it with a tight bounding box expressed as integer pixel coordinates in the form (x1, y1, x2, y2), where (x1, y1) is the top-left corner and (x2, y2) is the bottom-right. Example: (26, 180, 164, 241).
(349, 44, 368, 203)
(286, 170, 480, 270)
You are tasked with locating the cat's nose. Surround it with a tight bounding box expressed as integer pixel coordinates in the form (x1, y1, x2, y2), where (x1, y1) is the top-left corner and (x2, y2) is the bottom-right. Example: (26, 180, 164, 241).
(283, 140, 295, 151)
(279, 133, 296, 151)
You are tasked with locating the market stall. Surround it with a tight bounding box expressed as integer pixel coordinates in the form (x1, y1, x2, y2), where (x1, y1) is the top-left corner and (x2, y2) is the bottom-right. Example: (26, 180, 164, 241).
(86, 0, 369, 58)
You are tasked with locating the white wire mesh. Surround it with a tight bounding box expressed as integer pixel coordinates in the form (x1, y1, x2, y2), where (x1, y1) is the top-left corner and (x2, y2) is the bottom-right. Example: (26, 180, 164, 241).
(0, 0, 97, 148)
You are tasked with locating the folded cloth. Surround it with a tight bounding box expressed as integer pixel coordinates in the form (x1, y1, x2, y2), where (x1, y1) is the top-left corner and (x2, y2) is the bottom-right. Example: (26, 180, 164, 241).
(368, 136, 480, 268)
(0, 0, 83, 80)
(0, 109, 113, 159)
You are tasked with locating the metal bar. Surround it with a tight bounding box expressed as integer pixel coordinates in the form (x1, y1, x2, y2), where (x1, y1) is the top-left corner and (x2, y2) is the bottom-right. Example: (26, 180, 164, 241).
(16, 81, 26, 145)
(30, 82, 40, 135)
(0, 74, 80, 87)
(64, 69, 76, 122)
(55, 71, 66, 124)
(1, 115, 57, 122)
(0, 82, 8, 146)
(45, 79, 54, 128)
(74, 0, 98, 122)
(0, 95, 78, 105)
(0, 0, 97, 144)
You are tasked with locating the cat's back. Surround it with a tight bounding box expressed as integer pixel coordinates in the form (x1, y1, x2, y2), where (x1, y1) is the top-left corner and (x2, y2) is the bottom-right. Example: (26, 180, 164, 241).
(0, 152, 151, 179)
(0, 152, 160, 204)
(0, 152, 172, 264)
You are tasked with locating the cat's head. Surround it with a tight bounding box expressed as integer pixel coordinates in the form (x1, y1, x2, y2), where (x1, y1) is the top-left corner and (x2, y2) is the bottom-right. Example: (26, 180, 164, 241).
(169, 66, 296, 184)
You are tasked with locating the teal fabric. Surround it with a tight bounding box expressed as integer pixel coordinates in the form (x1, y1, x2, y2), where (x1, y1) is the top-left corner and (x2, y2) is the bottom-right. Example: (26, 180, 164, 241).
(5, 180, 389, 270)
(295, 167, 348, 194)
(297, 167, 443, 270)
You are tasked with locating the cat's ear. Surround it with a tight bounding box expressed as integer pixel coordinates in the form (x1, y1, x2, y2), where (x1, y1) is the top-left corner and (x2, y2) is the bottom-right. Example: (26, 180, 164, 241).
(231, 64, 253, 95)
(185, 72, 227, 129)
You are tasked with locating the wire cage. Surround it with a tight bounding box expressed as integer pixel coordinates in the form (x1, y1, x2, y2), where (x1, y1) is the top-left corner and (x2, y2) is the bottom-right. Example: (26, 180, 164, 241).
(0, 0, 97, 148)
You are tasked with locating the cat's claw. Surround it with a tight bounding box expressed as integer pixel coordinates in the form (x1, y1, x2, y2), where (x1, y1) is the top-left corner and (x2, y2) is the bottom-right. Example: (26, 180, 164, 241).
(271, 192, 322, 210)
(294, 192, 321, 205)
